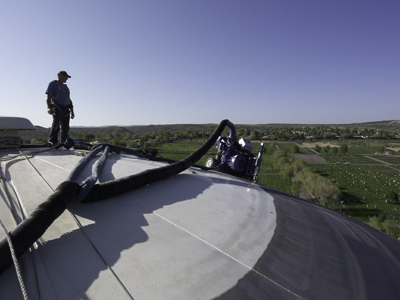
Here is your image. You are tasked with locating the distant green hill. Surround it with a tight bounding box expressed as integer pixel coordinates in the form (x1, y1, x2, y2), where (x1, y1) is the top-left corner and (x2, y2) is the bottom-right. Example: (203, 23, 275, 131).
(20, 120, 400, 141)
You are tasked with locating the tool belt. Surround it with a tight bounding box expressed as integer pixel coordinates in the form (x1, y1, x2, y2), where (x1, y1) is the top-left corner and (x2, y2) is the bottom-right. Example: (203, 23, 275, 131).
(51, 103, 71, 117)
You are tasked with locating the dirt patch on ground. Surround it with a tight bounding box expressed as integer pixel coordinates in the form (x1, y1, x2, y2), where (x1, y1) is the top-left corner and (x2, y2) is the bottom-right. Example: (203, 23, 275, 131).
(300, 142, 340, 148)
(289, 153, 327, 164)
(386, 147, 400, 152)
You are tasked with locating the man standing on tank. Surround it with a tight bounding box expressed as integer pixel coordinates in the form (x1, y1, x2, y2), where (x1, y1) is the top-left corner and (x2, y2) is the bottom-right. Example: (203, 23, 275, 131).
(46, 71, 75, 145)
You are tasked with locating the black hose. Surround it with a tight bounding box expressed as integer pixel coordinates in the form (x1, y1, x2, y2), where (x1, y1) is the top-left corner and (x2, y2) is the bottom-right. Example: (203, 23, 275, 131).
(81, 119, 232, 203)
(0, 181, 81, 275)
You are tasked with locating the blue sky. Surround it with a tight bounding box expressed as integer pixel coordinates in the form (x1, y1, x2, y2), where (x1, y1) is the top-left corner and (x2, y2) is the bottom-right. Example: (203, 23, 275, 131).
(1, 1, 399, 127)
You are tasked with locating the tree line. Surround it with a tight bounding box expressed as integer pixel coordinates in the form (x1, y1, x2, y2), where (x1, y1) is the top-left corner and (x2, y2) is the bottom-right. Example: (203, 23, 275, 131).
(28, 129, 212, 148)
(313, 144, 348, 154)
(26, 124, 399, 148)
(273, 149, 342, 206)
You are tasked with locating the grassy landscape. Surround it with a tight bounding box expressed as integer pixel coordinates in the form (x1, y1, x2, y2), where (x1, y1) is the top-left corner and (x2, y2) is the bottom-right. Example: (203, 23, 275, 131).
(319, 155, 384, 164)
(153, 139, 216, 166)
(311, 164, 400, 219)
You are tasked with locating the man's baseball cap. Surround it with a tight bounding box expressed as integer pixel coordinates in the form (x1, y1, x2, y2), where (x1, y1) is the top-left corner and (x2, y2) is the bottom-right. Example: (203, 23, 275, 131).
(58, 71, 71, 78)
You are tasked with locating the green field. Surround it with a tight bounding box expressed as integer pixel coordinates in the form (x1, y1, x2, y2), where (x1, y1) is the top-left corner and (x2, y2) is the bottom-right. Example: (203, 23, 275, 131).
(346, 147, 382, 154)
(155, 140, 208, 152)
(372, 156, 400, 164)
(312, 146, 382, 154)
(311, 164, 400, 237)
(271, 142, 308, 153)
(351, 139, 400, 148)
(261, 174, 292, 193)
(319, 155, 384, 164)
(152, 139, 216, 166)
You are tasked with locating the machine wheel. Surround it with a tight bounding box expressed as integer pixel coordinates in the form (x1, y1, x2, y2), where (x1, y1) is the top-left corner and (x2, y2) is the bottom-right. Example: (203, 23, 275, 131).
(205, 157, 218, 168)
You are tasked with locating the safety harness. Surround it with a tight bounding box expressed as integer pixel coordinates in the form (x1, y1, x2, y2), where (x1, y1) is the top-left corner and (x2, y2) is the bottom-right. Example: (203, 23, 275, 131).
(51, 80, 73, 115)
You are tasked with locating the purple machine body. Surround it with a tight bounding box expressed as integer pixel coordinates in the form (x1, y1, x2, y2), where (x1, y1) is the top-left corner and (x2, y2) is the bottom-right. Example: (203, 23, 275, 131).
(205, 122, 264, 183)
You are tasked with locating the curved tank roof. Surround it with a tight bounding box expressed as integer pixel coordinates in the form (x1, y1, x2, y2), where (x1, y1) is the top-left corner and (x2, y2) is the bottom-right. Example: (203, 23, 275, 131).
(1, 146, 400, 299)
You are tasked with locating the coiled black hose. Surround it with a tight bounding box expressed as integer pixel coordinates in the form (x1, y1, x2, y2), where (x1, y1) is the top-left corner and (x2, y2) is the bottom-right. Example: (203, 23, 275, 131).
(0, 181, 81, 275)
